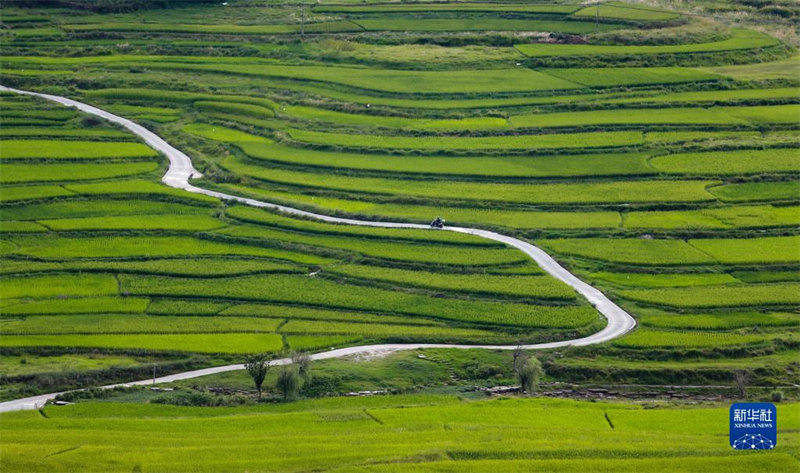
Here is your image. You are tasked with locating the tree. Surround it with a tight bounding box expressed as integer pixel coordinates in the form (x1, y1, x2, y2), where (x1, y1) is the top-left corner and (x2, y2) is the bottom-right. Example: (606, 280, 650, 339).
(277, 366, 301, 401)
(516, 356, 544, 394)
(734, 370, 751, 398)
(512, 345, 529, 374)
(244, 354, 270, 400)
(292, 352, 313, 386)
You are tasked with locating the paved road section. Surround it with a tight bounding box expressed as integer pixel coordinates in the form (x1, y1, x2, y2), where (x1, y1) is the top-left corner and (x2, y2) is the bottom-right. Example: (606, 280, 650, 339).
(0, 86, 636, 412)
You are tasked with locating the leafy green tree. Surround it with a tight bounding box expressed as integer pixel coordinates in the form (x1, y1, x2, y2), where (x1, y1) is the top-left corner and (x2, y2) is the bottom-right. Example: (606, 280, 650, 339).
(244, 354, 270, 400)
(516, 356, 544, 394)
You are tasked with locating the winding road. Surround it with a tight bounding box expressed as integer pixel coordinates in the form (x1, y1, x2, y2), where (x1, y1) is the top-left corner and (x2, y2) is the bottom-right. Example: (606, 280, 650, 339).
(0, 85, 636, 412)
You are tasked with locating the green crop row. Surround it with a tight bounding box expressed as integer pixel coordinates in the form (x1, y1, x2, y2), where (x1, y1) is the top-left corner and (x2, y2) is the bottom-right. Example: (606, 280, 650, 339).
(314, 4, 580, 14)
(644, 130, 761, 144)
(2, 314, 285, 336)
(2, 296, 149, 315)
(590, 272, 738, 288)
(105, 104, 181, 117)
(618, 283, 800, 308)
(0, 162, 159, 184)
(2, 110, 76, 120)
(8, 234, 326, 265)
(541, 67, 722, 87)
(85, 88, 277, 110)
(510, 106, 746, 128)
(0, 273, 119, 299)
(0, 221, 48, 233)
(353, 19, 618, 34)
(572, 2, 680, 21)
(0, 118, 73, 126)
(194, 101, 275, 119)
(1, 257, 301, 278)
(544, 236, 800, 266)
(0, 140, 157, 160)
(0, 333, 284, 354)
(718, 104, 800, 125)
(2, 199, 210, 221)
(182, 123, 271, 143)
(540, 238, 717, 266)
(733, 270, 800, 284)
(699, 57, 799, 81)
(287, 128, 644, 150)
(516, 29, 779, 57)
(640, 312, 799, 330)
(709, 181, 800, 202)
(144, 298, 230, 316)
(613, 328, 784, 348)
(282, 105, 509, 132)
(0, 127, 130, 138)
(624, 205, 800, 230)
(37, 214, 226, 232)
(689, 236, 800, 264)
(652, 145, 800, 176)
(603, 87, 800, 106)
(63, 21, 360, 35)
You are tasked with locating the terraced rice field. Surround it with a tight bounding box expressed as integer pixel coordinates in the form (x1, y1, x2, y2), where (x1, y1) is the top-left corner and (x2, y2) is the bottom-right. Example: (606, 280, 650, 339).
(0, 92, 603, 398)
(1, 0, 798, 379)
(0, 0, 798, 471)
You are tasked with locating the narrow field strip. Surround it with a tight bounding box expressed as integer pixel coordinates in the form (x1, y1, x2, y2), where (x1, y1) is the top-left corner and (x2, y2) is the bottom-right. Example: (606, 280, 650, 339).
(0, 140, 157, 159)
(314, 4, 581, 14)
(516, 29, 779, 57)
(286, 128, 644, 150)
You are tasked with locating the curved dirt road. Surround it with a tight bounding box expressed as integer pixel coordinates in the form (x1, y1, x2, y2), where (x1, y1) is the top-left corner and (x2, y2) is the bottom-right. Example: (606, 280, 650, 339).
(0, 86, 636, 412)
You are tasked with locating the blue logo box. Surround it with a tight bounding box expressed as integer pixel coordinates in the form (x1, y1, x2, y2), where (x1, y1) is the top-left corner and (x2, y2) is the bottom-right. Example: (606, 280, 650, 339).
(730, 402, 777, 450)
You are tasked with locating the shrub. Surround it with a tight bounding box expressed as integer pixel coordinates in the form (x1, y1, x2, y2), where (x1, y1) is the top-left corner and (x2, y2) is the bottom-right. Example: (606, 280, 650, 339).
(80, 115, 103, 127)
(516, 356, 544, 393)
(302, 375, 343, 397)
(151, 390, 252, 407)
(277, 366, 301, 401)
